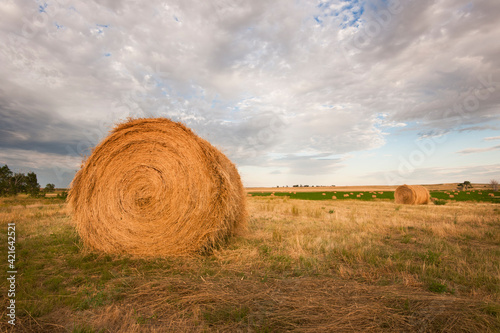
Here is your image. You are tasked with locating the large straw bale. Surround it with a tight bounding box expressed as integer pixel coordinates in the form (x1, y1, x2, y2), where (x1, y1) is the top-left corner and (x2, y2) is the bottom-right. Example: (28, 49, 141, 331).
(68, 118, 247, 256)
(394, 185, 430, 205)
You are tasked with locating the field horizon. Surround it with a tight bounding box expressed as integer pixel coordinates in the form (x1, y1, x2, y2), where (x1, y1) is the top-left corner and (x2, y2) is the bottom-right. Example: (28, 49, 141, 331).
(246, 182, 494, 193)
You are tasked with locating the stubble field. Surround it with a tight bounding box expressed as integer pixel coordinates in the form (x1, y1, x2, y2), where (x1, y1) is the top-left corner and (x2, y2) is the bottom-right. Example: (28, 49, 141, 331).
(1, 193, 500, 332)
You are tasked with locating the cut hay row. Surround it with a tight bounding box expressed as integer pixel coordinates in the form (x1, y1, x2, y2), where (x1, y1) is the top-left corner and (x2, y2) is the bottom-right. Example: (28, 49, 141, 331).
(69, 118, 247, 256)
(394, 185, 430, 205)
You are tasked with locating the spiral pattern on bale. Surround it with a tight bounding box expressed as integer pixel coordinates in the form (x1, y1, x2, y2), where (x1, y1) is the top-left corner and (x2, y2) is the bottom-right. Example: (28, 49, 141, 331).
(68, 118, 247, 256)
(394, 184, 430, 205)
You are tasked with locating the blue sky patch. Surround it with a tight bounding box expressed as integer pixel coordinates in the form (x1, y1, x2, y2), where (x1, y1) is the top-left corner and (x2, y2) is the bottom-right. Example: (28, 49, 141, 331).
(315, 0, 365, 29)
(38, 3, 47, 13)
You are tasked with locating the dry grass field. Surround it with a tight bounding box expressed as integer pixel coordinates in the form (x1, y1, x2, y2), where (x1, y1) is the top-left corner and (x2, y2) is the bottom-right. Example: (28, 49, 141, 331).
(1, 194, 500, 332)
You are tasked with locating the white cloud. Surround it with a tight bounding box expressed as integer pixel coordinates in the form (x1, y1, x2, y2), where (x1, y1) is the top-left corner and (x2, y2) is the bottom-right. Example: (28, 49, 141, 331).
(1, 0, 500, 186)
(456, 145, 500, 155)
(365, 163, 500, 185)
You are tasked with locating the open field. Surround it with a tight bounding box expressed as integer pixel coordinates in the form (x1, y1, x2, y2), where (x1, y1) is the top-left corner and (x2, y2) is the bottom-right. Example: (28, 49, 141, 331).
(1, 196, 500, 332)
(248, 189, 500, 204)
(246, 183, 495, 193)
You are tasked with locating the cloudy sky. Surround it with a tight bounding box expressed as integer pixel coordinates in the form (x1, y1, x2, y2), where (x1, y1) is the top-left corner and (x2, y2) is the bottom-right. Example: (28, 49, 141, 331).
(1, 0, 499, 188)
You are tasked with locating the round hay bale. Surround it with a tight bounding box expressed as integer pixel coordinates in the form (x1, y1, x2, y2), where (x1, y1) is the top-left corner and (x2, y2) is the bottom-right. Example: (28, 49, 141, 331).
(68, 118, 247, 256)
(394, 184, 430, 205)
(332, 196, 337, 199)
(372, 195, 376, 198)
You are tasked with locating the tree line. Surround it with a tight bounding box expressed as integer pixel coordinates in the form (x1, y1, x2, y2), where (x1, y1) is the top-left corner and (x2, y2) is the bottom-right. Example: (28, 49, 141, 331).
(0, 165, 55, 197)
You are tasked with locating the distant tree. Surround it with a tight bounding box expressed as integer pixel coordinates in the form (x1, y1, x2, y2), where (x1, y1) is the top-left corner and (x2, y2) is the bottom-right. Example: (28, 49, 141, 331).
(25, 172, 40, 197)
(0, 165, 13, 196)
(491, 179, 499, 192)
(44, 183, 56, 193)
(11, 173, 27, 195)
(458, 181, 472, 191)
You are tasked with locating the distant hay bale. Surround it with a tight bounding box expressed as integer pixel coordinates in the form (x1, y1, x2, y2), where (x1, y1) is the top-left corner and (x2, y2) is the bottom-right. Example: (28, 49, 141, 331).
(332, 196, 337, 199)
(372, 195, 376, 198)
(394, 185, 430, 205)
(322, 193, 326, 195)
(344, 194, 349, 197)
(449, 195, 454, 198)
(68, 118, 247, 256)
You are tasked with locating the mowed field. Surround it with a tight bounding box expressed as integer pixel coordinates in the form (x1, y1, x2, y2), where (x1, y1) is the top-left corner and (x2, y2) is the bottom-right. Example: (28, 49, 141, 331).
(248, 188, 500, 204)
(1, 190, 500, 332)
(246, 183, 494, 193)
